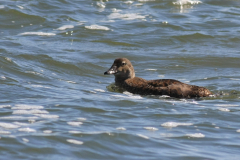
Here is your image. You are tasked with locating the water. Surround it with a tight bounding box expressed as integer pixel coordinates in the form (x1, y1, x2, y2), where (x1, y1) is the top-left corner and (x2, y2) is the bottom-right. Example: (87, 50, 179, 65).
(0, 0, 240, 159)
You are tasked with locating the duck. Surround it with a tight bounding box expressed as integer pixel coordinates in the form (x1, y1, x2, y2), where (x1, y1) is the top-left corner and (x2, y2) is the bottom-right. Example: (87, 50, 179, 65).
(104, 58, 213, 98)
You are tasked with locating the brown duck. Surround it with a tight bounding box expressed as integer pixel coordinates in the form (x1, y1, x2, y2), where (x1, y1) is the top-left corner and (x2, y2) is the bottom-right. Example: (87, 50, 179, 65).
(104, 58, 213, 98)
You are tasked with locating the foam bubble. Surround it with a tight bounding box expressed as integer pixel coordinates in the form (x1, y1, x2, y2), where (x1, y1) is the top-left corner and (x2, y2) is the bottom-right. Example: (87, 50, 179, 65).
(94, 89, 105, 92)
(69, 131, 82, 134)
(143, 127, 158, 131)
(236, 129, 240, 133)
(17, 5, 24, 9)
(218, 108, 230, 112)
(0, 5, 5, 9)
(19, 32, 56, 36)
(124, 1, 134, 4)
(186, 133, 205, 138)
(18, 128, 36, 132)
(137, 134, 149, 139)
(215, 104, 239, 107)
(111, 94, 143, 100)
(138, 0, 155, 2)
(0, 116, 38, 120)
(144, 69, 157, 71)
(0, 122, 20, 129)
(85, 25, 110, 30)
(0, 105, 11, 108)
(43, 130, 52, 134)
(22, 138, 29, 142)
(35, 114, 59, 119)
(116, 127, 126, 130)
(12, 104, 44, 110)
(57, 25, 74, 30)
(67, 139, 83, 145)
(77, 118, 87, 121)
(0, 131, 11, 134)
(161, 122, 193, 128)
(67, 122, 83, 126)
(108, 13, 145, 20)
(96, 2, 105, 8)
(13, 110, 49, 114)
(173, 0, 202, 5)
(13, 122, 29, 126)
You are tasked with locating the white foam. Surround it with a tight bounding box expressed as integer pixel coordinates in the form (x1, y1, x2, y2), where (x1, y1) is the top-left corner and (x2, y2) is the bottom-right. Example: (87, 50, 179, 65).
(0, 122, 20, 129)
(67, 139, 83, 145)
(138, 0, 155, 2)
(94, 89, 105, 92)
(77, 118, 87, 121)
(85, 25, 110, 30)
(43, 130, 52, 134)
(111, 94, 143, 100)
(19, 32, 56, 36)
(13, 122, 29, 126)
(69, 131, 82, 134)
(96, 2, 105, 8)
(0, 105, 11, 108)
(22, 138, 29, 142)
(18, 128, 36, 132)
(17, 5, 24, 9)
(137, 134, 149, 139)
(143, 127, 158, 131)
(56, 25, 74, 30)
(218, 108, 230, 112)
(230, 78, 240, 81)
(1, 76, 6, 80)
(123, 91, 133, 96)
(0, 116, 38, 120)
(108, 13, 145, 20)
(173, 0, 202, 5)
(161, 122, 193, 128)
(66, 81, 76, 84)
(236, 129, 240, 133)
(215, 104, 239, 107)
(186, 133, 205, 138)
(145, 69, 157, 71)
(0, 131, 11, 134)
(0, 5, 5, 9)
(12, 104, 44, 110)
(124, 1, 134, 4)
(116, 127, 126, 130)
(13, 110, 49, 114)
(35, 114, 59, 119)
(67, 122, 83, 126)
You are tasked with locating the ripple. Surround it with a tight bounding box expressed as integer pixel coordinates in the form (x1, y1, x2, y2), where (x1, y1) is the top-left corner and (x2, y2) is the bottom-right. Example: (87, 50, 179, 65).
(136, 134, 149, 139)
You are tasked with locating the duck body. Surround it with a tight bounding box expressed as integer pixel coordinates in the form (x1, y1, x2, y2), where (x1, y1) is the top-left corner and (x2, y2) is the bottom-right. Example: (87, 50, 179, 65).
(104, 58, 212, 98)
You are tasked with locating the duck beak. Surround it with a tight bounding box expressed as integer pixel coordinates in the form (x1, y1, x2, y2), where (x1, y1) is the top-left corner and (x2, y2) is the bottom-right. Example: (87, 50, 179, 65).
(104, 65, 117, 75)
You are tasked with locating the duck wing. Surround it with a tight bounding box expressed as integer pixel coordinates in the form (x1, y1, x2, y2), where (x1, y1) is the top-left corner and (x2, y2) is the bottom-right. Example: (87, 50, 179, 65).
(123, 78, 212, 98)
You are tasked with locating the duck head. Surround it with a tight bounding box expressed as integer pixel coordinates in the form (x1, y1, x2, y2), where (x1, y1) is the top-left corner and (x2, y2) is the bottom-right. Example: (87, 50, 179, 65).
(104, 58, 135, 81)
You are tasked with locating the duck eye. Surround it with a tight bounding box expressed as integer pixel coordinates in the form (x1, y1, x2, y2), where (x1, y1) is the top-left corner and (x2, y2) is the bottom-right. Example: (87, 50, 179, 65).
(122, 62, 126, 66)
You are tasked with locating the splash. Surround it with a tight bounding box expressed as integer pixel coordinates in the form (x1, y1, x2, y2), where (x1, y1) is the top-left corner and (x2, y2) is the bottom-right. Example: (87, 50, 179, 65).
(173, 0, 202, 5)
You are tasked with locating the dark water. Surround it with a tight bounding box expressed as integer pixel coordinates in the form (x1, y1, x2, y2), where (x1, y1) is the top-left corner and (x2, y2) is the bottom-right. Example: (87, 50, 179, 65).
(0, 0, 240, 159)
